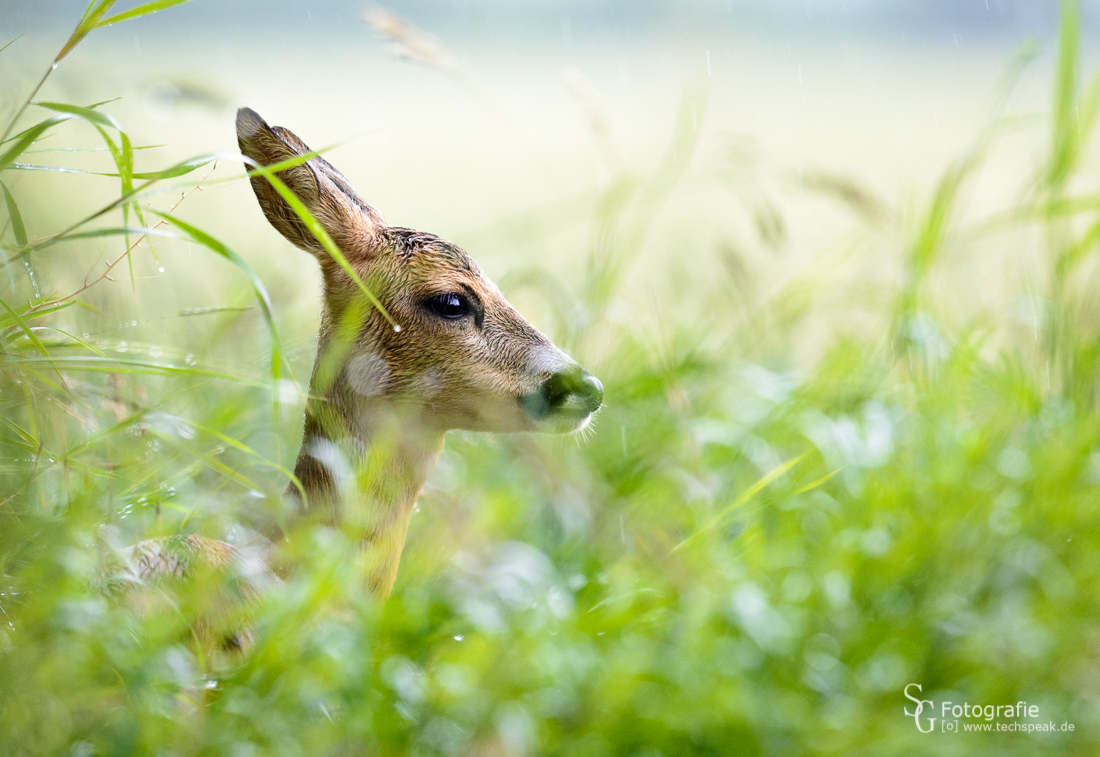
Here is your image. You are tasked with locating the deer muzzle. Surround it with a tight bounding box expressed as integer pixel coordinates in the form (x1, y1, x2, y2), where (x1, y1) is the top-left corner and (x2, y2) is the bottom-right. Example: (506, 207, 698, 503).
(519, 365, 604, 430)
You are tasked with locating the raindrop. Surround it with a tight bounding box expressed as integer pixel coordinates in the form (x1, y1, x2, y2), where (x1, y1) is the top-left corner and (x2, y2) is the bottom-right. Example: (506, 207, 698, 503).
(393, 324, 402, 333)
(453, 635, 463, 641)
(158, 266, 165, 273)
(51, 63, 58, 70)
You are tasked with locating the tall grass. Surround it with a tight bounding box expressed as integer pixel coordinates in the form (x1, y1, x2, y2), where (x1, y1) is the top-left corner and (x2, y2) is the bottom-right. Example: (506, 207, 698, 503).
(2, 2, 1100, 755)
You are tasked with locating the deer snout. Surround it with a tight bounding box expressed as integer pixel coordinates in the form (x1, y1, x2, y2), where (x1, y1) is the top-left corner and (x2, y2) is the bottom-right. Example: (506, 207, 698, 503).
(519, 365, 604, 430)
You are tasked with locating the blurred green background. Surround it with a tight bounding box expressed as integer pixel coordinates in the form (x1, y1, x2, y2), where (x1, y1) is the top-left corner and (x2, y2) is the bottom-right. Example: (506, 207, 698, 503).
(2, 0, 1100, 754)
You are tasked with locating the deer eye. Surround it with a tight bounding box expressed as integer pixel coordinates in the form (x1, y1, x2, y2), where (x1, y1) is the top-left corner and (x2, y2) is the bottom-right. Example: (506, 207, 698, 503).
(425, 293, 469, 319)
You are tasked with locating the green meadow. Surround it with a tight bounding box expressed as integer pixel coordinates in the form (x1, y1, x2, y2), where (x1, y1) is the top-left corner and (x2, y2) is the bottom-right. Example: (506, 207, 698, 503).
(1, 1, 1099, 754)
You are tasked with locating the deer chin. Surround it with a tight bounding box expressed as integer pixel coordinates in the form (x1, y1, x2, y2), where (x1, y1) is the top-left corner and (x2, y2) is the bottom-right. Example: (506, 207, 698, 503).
(532, 410, 597, 435)
(517, 394, 601, 434)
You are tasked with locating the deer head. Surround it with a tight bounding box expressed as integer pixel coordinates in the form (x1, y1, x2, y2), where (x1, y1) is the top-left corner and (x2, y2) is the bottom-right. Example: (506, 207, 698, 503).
(236, 108, 602, 439)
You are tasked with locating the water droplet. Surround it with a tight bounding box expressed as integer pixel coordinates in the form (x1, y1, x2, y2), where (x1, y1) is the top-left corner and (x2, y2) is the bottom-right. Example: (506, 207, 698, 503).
(158, 266, 165, 273)
(454, 635, 464, 641)
(51, 63, 58, 70)
(131, 320, 138, 327)
(393, 324, 402, 332)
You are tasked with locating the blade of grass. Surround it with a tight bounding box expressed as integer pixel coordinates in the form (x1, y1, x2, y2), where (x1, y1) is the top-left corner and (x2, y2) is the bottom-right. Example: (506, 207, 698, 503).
(0, 180, 28, 247)
(34, 102, 122, 131)
(0, 179, 22, 291)
(0, 115, 76, 173)
(6, 161, 210, 179)
(181, 420, 305, 500)
(0, 34, 23, 57)
(670, 454, 805, 554)
(149, 211, 290, 388)
(30, 326, 107, 357)
(97, 0, 195, 27)
(0, 301, 74, 328)
(3, 226, 176, 256)
(5, 355, 267, 386)
(93, 125, 137, 291)
(25, 145, 162, 154)
(148, 429, 263, 492)
(1, 100, 119, 147)
(1049, 0, 1081, 190)
(56, 0, 120, 62)
(0, 293, 51, 358)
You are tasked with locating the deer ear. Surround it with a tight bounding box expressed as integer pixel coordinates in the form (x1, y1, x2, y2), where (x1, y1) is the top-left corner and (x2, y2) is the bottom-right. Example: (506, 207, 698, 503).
(235, 107, 385, 261)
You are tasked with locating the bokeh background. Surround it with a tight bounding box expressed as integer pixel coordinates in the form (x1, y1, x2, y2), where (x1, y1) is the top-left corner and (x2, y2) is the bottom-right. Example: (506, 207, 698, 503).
(2, 1, 1100, 755)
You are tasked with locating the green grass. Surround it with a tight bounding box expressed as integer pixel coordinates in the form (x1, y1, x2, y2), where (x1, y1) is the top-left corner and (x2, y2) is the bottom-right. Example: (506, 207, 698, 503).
(2, 2, 1100, 755)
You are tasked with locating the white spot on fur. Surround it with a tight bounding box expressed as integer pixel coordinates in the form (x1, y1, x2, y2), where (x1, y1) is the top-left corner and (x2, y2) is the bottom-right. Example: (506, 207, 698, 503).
(347, 353, 390, 396)
(527, 344, 572, 376)
(308, 438, 354, 491)
(416, 367, 443, 398)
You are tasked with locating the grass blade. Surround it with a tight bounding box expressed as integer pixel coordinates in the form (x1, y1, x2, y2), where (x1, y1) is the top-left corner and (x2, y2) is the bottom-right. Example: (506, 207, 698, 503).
(670, 454, 805, 554)
(0, 181, 28, 247)
(1049, 0, 1081, 189)
(0, 293, 52, 358)
(0, 115, 74, 173)
(5, 355, 266, 386)
(3, 226, 175, 258)
(149, 211, 289, 387)
(32, 326, 107, 357)
(34, 101, 121, 131)
(98, 0, 195, 27)
(56, 0, 119, 62)
(0, 34, 23, 57)
(0, 301, 74, 328)
(7, 156, 212, 180)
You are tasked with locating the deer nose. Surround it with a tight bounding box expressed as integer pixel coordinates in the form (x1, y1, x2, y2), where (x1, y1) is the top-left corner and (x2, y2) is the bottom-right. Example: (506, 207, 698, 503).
(539, 368, 604, 416)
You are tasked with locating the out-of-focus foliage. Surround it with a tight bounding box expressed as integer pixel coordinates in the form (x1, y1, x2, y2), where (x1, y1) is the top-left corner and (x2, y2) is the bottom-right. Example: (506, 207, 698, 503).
(2, 2, 1100, 755)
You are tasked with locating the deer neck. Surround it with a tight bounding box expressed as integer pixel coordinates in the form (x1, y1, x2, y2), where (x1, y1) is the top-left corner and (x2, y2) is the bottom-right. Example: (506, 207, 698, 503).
(288, 391, 445, 597)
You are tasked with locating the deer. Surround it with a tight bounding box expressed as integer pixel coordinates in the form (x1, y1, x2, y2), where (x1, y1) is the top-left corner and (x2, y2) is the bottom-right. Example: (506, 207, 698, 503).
(116, 108, 603, 605)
